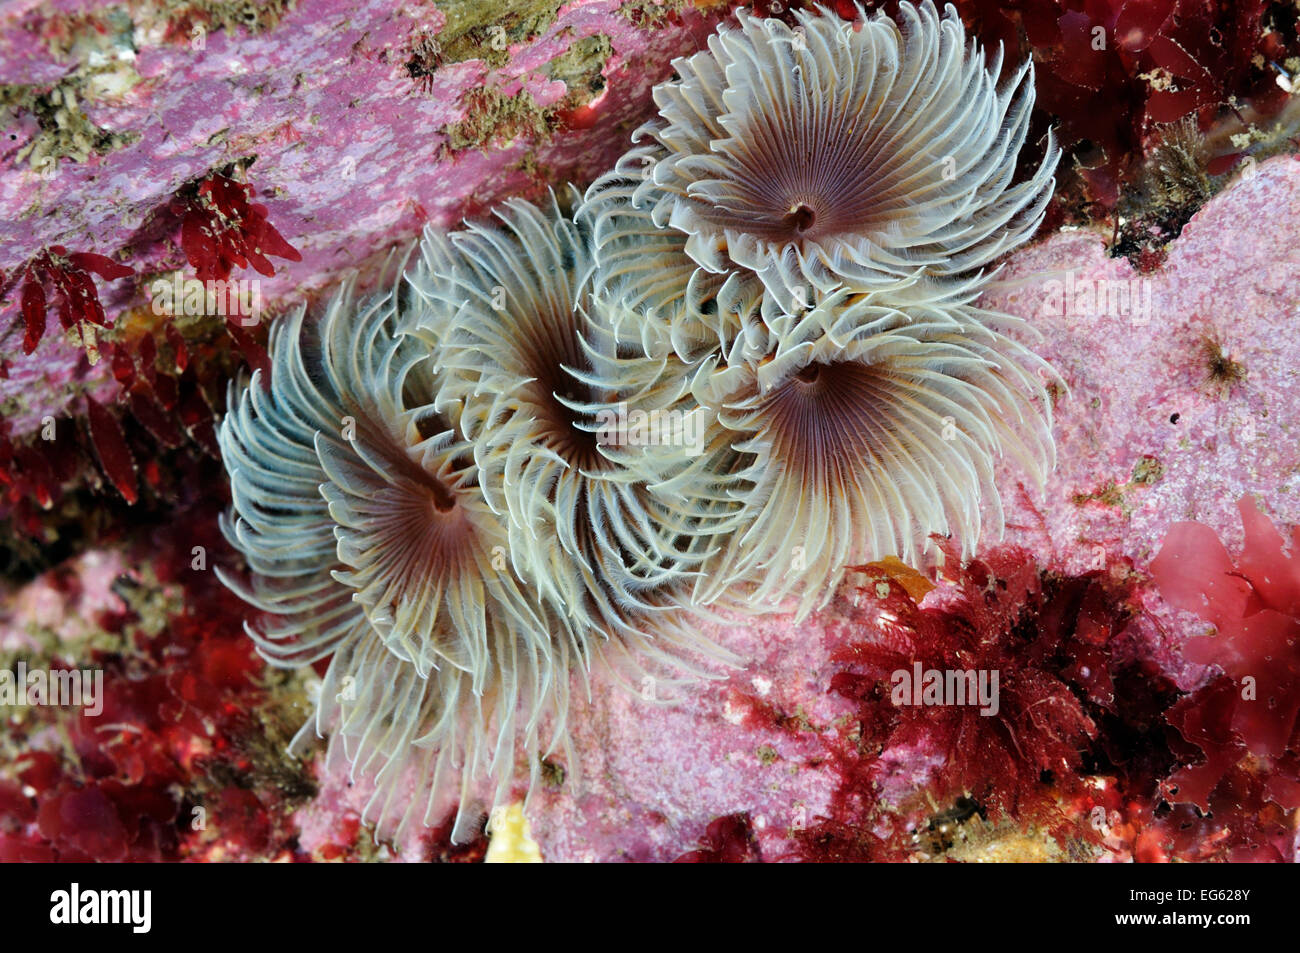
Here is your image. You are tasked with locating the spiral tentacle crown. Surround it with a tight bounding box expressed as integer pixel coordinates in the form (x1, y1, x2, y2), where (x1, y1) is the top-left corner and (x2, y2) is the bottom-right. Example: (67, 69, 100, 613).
(218, 2, 1060, 840)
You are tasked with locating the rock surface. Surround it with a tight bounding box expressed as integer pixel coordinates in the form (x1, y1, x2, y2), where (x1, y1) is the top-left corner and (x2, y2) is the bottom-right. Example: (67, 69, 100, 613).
(3, 0, 1299, 863)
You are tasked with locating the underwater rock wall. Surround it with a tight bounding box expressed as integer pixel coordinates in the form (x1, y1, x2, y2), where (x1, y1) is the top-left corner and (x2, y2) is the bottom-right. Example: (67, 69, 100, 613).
(3, 0, 1299, 862)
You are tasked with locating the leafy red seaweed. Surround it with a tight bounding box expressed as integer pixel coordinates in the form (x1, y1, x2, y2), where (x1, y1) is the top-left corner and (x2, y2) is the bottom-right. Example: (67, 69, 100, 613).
(1149, 496, 1300, 814)
(84, 395, 138, 505)
(5, 246, 133, 354)
(952, 0, 1298, 206)
(172, 171, 302, 282)
(673, 813, 763, 863)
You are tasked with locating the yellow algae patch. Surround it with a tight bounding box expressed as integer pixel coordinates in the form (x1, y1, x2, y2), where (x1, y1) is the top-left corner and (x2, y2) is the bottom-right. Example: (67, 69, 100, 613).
(485, 804, 543, 863)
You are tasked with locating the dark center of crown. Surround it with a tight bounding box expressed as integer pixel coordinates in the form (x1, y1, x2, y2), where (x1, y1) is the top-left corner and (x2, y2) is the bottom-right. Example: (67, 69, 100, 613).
(782, 202, 817, 234)
(428, 484, 456, 514)
(795, 363, 823, 384)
